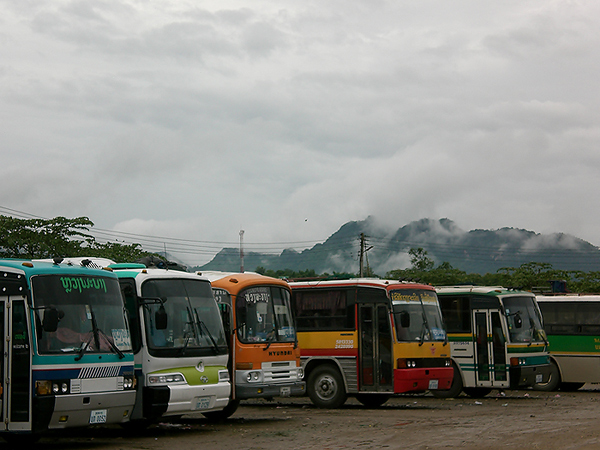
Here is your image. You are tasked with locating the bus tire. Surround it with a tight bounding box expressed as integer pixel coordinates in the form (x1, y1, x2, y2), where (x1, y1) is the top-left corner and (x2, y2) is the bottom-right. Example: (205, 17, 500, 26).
(355, 394, 391, 408)
(307, 365, 347, 408)
(203, 399, 241, 421)
(533, 360, 560, 391)
(431, 362, 463, 398)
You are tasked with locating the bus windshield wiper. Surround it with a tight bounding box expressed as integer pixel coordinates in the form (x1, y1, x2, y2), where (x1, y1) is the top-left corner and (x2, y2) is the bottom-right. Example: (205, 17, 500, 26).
(418, 296, 432, 346)
(194, 309, 219, 354)
(74, 327, 124, 360)
(74, 333, 94, 361)
(96, 327, 125, 358)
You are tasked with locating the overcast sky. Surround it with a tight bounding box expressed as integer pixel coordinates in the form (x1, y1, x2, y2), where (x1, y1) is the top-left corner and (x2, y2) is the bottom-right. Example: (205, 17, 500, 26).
(1, 0, 599, 265)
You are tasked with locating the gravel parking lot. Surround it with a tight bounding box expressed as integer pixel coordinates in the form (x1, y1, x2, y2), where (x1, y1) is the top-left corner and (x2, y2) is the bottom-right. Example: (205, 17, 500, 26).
(13, 386, 600, 450)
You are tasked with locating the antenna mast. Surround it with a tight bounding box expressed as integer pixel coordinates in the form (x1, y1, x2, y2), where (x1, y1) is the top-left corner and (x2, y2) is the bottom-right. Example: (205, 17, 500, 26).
(239, 229, 245, 273)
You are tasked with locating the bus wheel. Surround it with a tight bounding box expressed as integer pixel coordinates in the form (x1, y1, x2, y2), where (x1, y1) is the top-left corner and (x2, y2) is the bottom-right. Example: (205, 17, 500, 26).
(307, 365, 347, 408)
(463, 387, 492, 398)
(431, 363, 463, 398)
(356, 394, 390, 408)
(533, 360, 560, 391)
(203, 399, 241, 421)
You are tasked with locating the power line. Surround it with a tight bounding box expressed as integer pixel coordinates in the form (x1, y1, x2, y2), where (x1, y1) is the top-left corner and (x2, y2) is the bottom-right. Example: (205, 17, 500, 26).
(1, 205, 596, 265)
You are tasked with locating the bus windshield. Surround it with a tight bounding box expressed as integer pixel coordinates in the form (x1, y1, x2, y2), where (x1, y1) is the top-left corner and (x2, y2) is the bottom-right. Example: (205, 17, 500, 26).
(141, 278, 227, 355)
(391, 289, 446, 342)
(503, 296, 546, 343)
(33, 274, 132, 355)
(236, 286, 296, 343)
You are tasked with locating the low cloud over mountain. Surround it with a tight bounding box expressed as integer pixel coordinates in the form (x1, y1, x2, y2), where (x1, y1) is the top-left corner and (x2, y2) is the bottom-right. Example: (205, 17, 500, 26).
(198, 218, 600, 275)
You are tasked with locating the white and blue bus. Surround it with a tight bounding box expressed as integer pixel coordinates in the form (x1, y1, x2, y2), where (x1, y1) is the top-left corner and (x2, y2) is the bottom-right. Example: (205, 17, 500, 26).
(0, 259, 136, 440)
(110, 263, 231, 423)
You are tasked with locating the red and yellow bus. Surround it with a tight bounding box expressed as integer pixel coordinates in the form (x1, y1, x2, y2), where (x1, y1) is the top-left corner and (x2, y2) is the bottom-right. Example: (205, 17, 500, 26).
(289, 279, 453, 408)
(203, 272, 305, 414)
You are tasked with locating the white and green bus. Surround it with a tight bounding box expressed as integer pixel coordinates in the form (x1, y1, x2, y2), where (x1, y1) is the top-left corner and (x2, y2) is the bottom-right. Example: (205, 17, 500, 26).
(534, 294, 600, 391)
(0, 259, 136, 441)
(110, 263, 231, 423)
(433, 286, 551, 398)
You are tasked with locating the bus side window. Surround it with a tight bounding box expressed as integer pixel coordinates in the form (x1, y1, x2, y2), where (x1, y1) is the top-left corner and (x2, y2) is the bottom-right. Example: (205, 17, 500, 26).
(294, 289, 354, 331)
(440, 296, 470, 333)
(578, 303, 600, 335)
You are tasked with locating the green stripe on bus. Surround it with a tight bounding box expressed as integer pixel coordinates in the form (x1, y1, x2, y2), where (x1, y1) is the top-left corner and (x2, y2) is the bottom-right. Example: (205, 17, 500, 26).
(546, 334, 600, 354)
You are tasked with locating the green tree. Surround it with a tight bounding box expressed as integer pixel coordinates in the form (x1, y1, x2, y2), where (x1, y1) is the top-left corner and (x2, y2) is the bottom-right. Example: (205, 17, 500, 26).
(0, 215, 153, 263)
(0, 215, 95, 258)
(409, 247, 435, 271)
(87, 241, 152, 263)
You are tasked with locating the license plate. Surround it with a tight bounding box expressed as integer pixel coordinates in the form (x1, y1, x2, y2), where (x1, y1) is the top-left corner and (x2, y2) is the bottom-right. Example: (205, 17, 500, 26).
(195, 397, 211, 410)
(280, 386, 291, 397)
(89, 409, 107, 424)
(536, 374, 543, 383)
(428, 379, 439, 390)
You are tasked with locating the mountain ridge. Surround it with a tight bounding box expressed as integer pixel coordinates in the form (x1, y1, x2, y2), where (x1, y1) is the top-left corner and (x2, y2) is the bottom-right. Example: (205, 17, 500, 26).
(195, 218, 600, 275)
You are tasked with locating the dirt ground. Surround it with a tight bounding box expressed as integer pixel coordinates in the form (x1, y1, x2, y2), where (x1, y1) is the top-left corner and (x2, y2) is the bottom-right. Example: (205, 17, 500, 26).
(12, 386, 600, 450)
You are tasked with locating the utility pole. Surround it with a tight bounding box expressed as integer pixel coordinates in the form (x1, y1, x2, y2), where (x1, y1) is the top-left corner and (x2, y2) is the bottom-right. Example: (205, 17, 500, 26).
(239, 229, 245, 273)
(359, 233, 374, 277)
(359, 233, 365, 277)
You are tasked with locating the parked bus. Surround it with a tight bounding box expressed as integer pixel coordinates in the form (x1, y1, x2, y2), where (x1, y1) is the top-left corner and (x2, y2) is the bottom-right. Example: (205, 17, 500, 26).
(289, 279, 453, 408)
(434, 286, 551, 398)
(203, 272, 305, 414)
(110, 263, 231, 423)
(0, 259, 136, 441)
(534, 294, 600, 391)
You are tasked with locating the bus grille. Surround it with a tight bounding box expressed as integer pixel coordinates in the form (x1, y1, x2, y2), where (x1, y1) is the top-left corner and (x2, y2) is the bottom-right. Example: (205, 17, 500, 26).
(262, 361, 298, 383)
(79, 365, 121, 378)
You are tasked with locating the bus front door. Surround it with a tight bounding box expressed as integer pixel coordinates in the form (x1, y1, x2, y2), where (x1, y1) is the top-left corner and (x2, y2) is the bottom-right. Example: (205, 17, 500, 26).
(358, 303, 393, 392)
(1, 296, 33, 433)
(473, 309, 508, 388)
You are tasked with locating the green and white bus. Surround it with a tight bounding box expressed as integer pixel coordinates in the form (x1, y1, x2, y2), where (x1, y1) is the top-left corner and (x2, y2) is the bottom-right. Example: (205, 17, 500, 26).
(0, 259, 136, 441)
(534, 294, 600, 391)
(433, 286, 551, 398)
(111, 263, 231, 423)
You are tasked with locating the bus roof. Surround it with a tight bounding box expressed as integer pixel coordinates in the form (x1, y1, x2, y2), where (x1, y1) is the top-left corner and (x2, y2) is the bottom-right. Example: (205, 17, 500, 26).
(110, 266, 210, 283)
(201, 271, 290, 291)
(536, 294, 600, 302)
(0, 258, 119, 279)
(35, 257, 117, 269)
(289, 278, 435, 291)
(435, 285, 533, 296)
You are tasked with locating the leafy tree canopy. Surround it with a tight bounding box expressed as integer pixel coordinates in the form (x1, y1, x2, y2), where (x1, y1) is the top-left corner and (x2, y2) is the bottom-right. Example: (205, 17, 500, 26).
(0, 215, 153, 263)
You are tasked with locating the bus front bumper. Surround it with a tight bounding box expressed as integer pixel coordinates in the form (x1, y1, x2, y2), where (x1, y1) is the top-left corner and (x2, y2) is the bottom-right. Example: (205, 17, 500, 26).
(143, 382, 231, 419)
(394, 367, 454, 393)
(39, 390, 136, 430)
(235, 381, 306, 399)
(509, 364, 551, 388)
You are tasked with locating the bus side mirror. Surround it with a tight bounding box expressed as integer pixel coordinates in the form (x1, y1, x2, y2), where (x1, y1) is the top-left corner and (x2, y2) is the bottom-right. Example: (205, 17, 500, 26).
(43, 307, 63, 332)
(514, 313, 522, 329)
(155, 305, 168, 330)
(400, 311, 410, 328)
(218, 303, 232, 334)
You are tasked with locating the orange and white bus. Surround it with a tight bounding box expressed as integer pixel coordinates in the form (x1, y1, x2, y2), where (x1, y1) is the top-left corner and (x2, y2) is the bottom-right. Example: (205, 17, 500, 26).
(203, 272, 305, 413)
(289, 279, 453, 408)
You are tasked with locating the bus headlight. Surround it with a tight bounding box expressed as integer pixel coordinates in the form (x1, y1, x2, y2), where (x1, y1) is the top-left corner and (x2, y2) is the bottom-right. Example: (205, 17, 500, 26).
(36, 380, 70, 395)
(246, 371, 262, 383)
(219, 370, 230, 383)
(297, 367, 304, 380)
(123, 376, 136, 390)
(148, 374, 185, 385)
(397, 359, 418, 369)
